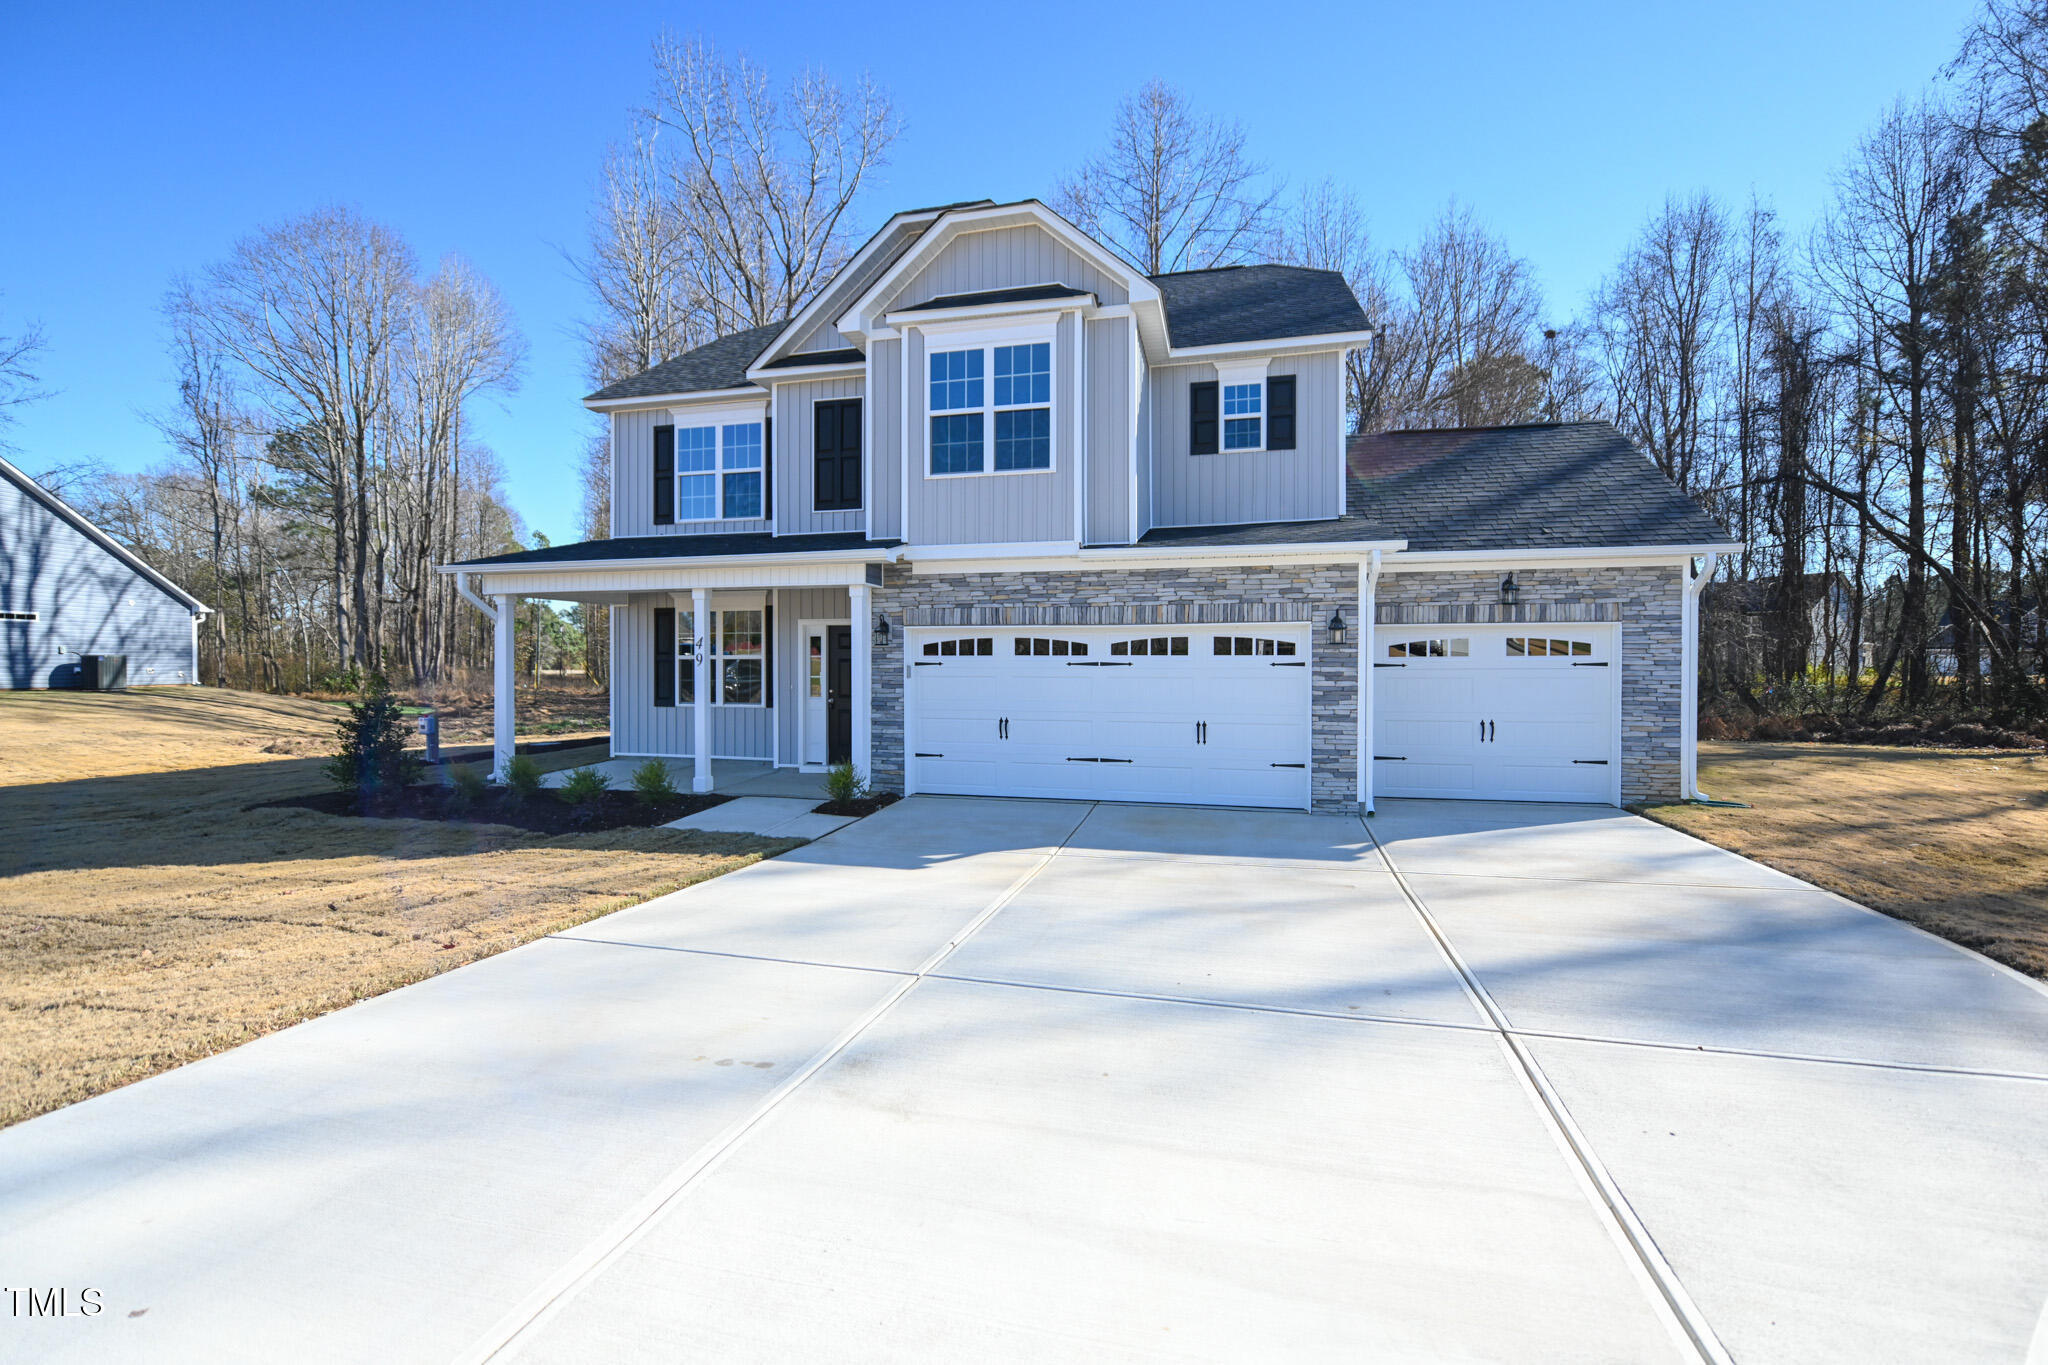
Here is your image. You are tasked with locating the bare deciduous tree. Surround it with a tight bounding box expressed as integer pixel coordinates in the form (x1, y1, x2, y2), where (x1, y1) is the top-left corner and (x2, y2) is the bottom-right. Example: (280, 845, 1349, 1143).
(574, 122, 702, 387)
(0, 298, 50, 453)
(1054, 80, 1281, 274)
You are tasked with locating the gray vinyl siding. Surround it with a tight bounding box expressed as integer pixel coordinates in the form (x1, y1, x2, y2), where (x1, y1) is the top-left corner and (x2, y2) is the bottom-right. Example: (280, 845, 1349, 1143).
(906, 312, 1076, 545)
(879, 224, 1130, 312)
(772, 586, 849, 760)
(0, 472, 199, 689)
(611, 405, 770, 538)
(1133, 363, 1155, 538)
(1084, 315, 1132, 545)
(773, 376, 866, 535)
(867, 338, 903, 539)
(1148, 351, 1343, 528)
(787, 319, 850, 354)
(610, 597, 772, 759)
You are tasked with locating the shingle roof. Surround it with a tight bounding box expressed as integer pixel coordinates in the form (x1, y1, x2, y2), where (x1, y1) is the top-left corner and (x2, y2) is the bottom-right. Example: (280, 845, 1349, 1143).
(1148, 265, 1369, 349)
(900, 284, 1095, 312)
(450, 530, 896, 569)
(584, 323, 787, 402)
(1126, 422, 1733, 554)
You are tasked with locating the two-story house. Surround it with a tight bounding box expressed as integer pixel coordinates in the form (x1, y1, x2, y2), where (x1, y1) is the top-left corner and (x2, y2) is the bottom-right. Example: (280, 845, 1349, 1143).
(444, 199, 1735, 813)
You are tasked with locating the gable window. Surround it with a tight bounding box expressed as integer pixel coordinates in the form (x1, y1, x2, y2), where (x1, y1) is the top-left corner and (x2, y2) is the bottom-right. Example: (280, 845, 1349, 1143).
(1223, 383, 1262, 450)
(927, 334, 1053, 477)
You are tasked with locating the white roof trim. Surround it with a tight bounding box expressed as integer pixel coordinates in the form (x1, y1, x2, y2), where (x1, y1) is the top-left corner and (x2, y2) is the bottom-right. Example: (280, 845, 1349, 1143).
(582, 385, 765, 413)
(1385, 543, 1745, 569)
(439, 545, 903, 576)
(0, 453, 209, 614)
(747, 207, 960, 374)
(1163, 329, 1376, 362)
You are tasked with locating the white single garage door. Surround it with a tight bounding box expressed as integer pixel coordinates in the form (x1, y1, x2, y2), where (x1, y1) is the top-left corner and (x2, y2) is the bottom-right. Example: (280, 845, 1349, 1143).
(907, 625, 1312, 809)
(1373, 625, 1620, 804)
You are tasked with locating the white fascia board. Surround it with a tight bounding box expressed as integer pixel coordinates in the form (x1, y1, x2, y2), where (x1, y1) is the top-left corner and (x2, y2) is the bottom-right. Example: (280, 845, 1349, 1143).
(907, 540, 1407, 575)
(906, 540, 1081, 561)
(667, 395, 768, 425)
(1385, 543, 1745, 570)
(438, 545, 902, 577)
(1160, 329, 1376, 363)
(747, 360, 866, 383)
(884, 296, 1096, 329)
(751, 211, 948, 370)
(583, 385, 764, 412)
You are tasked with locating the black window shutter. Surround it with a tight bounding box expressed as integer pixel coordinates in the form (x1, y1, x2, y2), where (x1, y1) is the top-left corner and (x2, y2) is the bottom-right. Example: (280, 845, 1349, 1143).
(653, 607, 676, 707)
(653, 425, 675, 525)
(763, 604, 774, 709)
(1190, 382, 1219, 455)
(815, 399, 862, 511)
(1267, 376, 1297, 450)
(763, 416, 774, 520)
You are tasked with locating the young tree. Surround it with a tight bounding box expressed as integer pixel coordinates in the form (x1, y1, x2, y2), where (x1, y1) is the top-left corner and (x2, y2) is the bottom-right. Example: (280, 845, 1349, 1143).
(1054, 80, 1281, 274)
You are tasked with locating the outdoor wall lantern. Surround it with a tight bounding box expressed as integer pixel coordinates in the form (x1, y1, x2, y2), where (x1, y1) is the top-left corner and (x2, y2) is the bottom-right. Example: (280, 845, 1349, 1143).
(874, 615, 892, 647)
(1327, 610, 1348, 645)
(1499, 573, 1520, 608)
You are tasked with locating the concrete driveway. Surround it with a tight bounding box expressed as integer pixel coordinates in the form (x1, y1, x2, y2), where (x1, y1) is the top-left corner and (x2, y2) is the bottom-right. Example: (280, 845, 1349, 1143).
(5, 797, 2048, 1363)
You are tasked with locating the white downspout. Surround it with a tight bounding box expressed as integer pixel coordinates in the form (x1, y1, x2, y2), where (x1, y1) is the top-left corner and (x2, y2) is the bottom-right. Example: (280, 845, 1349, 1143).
(1358, 550, 1381, 816)
(1681, 552, 1720, 800)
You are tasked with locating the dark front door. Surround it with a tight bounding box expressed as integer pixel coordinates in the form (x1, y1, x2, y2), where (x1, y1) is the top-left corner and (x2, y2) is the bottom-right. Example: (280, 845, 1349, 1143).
(814, 399, 862, 512)
(826, 625, 853, 765)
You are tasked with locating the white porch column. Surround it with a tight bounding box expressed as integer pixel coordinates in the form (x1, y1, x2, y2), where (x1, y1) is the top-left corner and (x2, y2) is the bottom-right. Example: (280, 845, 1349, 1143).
(691, 587, 713, 793)
(493, 592, 516, 778)
(850, 582, 873, 779)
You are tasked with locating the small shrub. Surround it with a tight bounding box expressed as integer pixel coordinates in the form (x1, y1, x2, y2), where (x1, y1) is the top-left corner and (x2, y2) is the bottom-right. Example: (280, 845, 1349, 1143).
(825, 762, 869, 805)
(447, 764, 489, 810)
(500, 754, 545, 802)
(556, 765, 612, 806)
(630, 759, 680, 806)
(323, 677, 423, 807)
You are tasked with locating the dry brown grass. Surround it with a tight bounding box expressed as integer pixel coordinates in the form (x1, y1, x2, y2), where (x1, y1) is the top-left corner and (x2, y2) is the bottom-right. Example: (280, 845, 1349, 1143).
(1643, 742, 2048, 978)
(0, 687, 788, 1127)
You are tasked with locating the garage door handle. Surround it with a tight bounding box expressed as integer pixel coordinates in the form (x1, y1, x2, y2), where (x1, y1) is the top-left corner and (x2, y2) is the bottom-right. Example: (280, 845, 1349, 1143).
(1270, 762, 1305, 769)
(1573, 759, 1608, 765)
(1488, 720, 1495, 742)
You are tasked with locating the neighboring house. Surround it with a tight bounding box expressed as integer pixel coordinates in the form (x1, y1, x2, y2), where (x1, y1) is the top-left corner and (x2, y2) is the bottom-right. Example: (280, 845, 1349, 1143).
(1928, 601, 2039, 679)
(444, 199, 1735, 811)
(0, 454, 209, 690)
(1703, 573, 1868, 675)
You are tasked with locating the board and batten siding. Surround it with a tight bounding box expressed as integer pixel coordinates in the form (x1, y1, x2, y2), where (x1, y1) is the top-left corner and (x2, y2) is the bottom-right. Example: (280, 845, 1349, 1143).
(772, 586, 849, 759)
(905, 312, 1077, 545)
(1133, 361, 1155, 539)
(1147, 351, 1343, 528)
(866, 338, 903, 540)
(610, 404, 770, 538)
(878, 224, 1130, 313)
(610, 597, 772, 759)
(772, 376, 866, 535)
(1083, 315, 1132, 545)
(0, 472, 199, 689)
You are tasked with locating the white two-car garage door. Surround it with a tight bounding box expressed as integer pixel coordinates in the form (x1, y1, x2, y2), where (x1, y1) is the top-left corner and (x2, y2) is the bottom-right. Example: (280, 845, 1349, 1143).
(906, 625, 1312, 809)
(1372, 624, 1621, 804)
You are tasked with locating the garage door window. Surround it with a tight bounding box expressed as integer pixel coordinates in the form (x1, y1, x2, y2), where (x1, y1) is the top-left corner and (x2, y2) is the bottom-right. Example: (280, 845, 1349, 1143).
(921, 637, 994, 657)
(1109, 636, 1189, 656)
(1013, 637, 1090, 657)
(1385, 638, 1469, 659)
(1213, 635, 1298, 657)
(1506, 637, 1593, 657)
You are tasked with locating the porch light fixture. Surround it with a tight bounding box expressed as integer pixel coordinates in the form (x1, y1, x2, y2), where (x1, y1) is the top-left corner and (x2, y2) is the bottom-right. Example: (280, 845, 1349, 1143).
(1499, 573, 1520, 608)
(874, 614, 892, 647)
(1327, 610, 1347, 645)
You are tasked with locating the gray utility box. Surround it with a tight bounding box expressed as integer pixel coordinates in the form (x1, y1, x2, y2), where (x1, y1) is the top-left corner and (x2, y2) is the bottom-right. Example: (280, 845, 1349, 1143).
(79, 654, 128, 690)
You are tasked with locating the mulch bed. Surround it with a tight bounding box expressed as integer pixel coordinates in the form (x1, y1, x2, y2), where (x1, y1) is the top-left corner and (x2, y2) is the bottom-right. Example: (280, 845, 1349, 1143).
(814, 792, 903, 819)
(260, 787, 732, 835)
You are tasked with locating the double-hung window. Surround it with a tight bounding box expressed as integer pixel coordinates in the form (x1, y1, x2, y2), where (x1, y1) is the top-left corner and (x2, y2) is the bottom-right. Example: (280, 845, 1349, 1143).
(716, 609, 764, 704)
(927, 335, 1052, 476)
(1223, 383, 1262, 450)
(661, 420, 764, 522)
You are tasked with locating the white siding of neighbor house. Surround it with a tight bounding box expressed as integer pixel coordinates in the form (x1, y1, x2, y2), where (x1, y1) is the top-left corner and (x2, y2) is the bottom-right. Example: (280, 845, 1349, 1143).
(611, 403, 771, 539)
(772, 376, 866, 535)
(0, 472, 200, 689)
(1084, 315, 1132, 545)
(610, 596, 772, 759)
(877, 224, 1130, 313)
(867, 338, 903, 540)
(1147, 350, 1343, 528)
(772, 586, 849, 760)
(904, 312, 1077, 545)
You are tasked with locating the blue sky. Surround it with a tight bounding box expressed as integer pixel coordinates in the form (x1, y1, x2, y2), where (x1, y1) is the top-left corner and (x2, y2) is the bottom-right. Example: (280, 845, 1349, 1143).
(2, 0, 1978, 545)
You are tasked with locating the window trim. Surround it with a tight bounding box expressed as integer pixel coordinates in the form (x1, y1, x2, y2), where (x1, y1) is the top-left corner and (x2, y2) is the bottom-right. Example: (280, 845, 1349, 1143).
(1194, 360, 1275, 456)
(668, 421, 765, 523)
(920, 323, 1059, 481)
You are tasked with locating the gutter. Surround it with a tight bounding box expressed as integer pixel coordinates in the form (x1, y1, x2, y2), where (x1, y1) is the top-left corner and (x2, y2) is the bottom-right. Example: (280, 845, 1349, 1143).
(437, 545, 906, 576)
